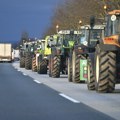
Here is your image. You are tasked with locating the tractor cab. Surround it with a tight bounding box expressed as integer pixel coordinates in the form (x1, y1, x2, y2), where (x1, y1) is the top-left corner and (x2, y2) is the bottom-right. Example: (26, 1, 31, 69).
(80, 25, 105, 47)
(103, 10, 120, 47)
(58, 30, 81, 48)
(105, 10, 120, 36)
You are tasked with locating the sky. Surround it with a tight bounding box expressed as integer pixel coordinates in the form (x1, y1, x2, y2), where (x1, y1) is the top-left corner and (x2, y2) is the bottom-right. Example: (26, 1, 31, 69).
(0, 0, 62, 44)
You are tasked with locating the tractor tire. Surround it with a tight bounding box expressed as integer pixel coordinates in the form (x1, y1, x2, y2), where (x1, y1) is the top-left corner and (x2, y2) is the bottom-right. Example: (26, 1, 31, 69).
(95, 46, 116, 93)
(68, 57, 72, 82)
(72, 51, 86, 83)
(20, 57, 25, 68)
(38, 59, 47, 74)
(25, 53, 32, 70)
(52, 56, 60, 78)
(48, 55, 52, 77)
(87, 59, 95, 90)
(32, 57, 37, 72)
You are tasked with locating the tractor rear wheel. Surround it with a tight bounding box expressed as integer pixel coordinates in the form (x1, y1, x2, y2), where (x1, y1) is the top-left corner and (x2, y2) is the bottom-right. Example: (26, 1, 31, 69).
(38, 59, 47, 74)
(72, 51, 86, 83)
(52, 55, 60, 78)
(72, 50, 81, 83)
(20, 57, 25, 68)
(95, 46, 116, 93)
(32, 57, 37, 72)
(87, 59, 95, 90)
(25, 53, 32, 70)
(48, 55, 52, 77)
(68, 57, 72, 82)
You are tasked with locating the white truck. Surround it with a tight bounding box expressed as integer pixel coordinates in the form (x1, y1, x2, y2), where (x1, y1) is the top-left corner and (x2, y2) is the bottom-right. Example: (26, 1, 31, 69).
(0, 43, 12, 62)
(12, 49, 20, 61)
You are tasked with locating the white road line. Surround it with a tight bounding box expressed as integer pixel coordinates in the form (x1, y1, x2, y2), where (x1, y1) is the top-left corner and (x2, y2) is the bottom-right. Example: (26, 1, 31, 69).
(34, 80, 42, 84)
(17, 69, 20, 71)
(59, 93, 80, 103)
(23, 73, 27, 76)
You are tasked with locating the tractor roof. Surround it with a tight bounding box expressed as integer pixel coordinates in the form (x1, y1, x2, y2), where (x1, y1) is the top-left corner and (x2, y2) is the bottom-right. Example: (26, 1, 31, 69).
(81, 25, 105, 30)
(108, 10, 120, 15)
(58, 30, 81, 35)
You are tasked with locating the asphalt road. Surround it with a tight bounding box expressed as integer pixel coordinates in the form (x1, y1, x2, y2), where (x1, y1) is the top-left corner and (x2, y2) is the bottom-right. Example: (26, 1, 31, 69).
(0, 63, 118, 120)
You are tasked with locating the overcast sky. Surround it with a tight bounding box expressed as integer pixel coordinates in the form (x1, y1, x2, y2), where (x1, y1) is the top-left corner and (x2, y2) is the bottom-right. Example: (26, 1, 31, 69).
(0, 0, 61, 43)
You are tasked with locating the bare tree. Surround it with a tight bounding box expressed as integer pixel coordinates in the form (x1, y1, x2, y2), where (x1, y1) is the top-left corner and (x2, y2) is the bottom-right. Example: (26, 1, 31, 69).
(43, 0, 120, 36)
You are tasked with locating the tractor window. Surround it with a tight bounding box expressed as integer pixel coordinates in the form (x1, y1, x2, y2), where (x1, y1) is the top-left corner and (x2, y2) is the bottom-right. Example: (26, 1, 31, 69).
(80, 29, 103, 46)
(89, 29, 102, 46)
(79, 29, 89, 46)
(105, 15, 120, 36)
(114, 16, 120, 34)
(62, 34, 78, 47)
(57, 37, 62, 46)
(41, 42, 45, 50)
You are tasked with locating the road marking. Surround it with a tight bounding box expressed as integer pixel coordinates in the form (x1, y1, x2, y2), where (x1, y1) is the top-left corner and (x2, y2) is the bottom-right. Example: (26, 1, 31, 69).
(34, 80, 42, 84)
(23, 73, 27, 76)
(59, 93, 80, 103)
(17, 69, 20, 71)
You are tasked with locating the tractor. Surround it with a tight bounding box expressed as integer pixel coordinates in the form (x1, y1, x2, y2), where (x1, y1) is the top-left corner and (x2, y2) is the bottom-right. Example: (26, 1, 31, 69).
(48, 30, 81, 78)
(71, 24, 105, 83)
(20, 40, 40, 70)
(31, 40, 42, 72)
(20, 41, 33, 69)
(88, 10, 120, 93)
(37, 36, 52, 74)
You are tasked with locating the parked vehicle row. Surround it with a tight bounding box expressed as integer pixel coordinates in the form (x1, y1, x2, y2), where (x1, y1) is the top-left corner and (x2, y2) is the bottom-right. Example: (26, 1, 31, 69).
(19, 9, 120, 93)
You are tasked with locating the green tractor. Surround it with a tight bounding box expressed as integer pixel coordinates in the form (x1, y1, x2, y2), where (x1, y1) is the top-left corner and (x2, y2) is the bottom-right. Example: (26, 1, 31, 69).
(48, 30, 81, 78)
(71, 25, 105, 83)
(20, 44, 26, 68)
(20, 41, 32, 69)
(31, 40, 42, 72)
(37, 36, 52, 74)
(20, 40, 38, 70)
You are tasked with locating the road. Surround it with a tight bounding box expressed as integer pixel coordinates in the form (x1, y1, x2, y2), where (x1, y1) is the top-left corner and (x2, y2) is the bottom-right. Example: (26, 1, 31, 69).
(0, 63, 119, 120)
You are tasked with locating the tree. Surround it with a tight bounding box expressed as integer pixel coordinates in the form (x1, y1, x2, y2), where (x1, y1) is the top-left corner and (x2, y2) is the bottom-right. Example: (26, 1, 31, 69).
(43, 0, 120, 36)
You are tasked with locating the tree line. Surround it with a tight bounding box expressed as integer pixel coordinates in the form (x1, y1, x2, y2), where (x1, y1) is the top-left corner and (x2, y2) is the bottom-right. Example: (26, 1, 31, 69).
(43, 0, 120, 36)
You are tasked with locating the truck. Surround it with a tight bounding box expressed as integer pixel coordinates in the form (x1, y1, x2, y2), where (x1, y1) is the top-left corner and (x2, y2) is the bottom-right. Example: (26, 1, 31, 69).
(0, 43, 12, 62)
(12, 49, 20, 61)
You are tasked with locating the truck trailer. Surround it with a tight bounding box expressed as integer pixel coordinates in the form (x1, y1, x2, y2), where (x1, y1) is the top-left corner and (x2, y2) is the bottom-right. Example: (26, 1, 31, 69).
(0, 43, 12, 62)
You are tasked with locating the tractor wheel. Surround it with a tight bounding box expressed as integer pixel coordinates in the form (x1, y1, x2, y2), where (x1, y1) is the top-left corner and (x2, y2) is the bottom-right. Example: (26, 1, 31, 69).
(52, 56, 60, 78)
(48, 55, 52, 77)
(72, 51, 86, 83)
(32, 57, 37, 72)
(20, 57, 25, 68)
(25, 52, 32, 70)
(87, 59, 95, 90)
(38, 59, 47, 74)
(72, 50, 81, 83)
(68, 57, 72, 82)
(95, 46, 116, 93)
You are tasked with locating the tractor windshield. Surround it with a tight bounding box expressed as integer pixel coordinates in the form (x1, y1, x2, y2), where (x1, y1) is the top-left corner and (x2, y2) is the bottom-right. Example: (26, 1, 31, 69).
(62, 34, 79, 47)
(106, 15, 120, 36)
(80, 29, 103, 46)
(89, 29, 102, 46)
